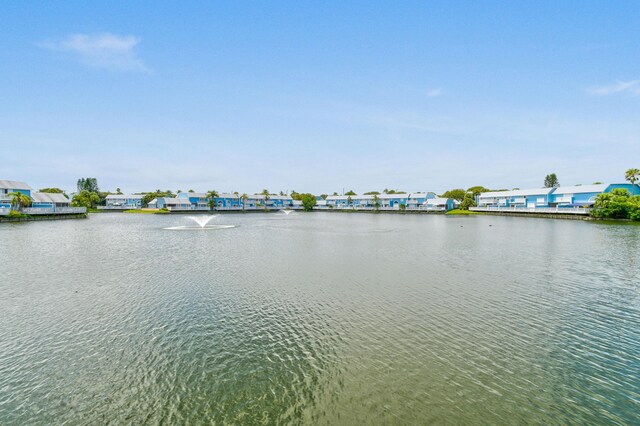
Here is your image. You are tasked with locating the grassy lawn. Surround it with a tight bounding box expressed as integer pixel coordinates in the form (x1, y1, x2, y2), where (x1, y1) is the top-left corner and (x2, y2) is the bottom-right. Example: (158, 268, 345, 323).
(124, 209, 169, 214)
(446, 209, 483, 215)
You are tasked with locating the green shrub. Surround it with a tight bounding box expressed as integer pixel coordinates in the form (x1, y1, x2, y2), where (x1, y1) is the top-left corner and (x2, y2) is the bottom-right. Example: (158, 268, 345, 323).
(592, 189, 640, 220)
(300, 194, 317, 211)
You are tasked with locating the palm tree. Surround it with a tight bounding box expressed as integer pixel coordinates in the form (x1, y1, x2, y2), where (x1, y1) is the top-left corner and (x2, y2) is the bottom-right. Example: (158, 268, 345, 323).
(9, 192, 31, 211)
(347, 195, 353, 208)
(262, 189, 270, 210)
(625, 168, 640, 195)
(241, 193, 248, 210)
(206, 190, 219, 211)
(373, 194, 380, 212)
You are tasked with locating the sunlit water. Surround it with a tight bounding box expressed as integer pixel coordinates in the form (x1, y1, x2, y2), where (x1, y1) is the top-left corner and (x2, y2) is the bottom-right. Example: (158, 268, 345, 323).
(1, 213, 639, 424)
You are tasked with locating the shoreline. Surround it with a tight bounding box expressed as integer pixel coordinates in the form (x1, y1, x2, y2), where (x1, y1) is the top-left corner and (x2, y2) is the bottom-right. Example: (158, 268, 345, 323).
(0, 213, 87, 223)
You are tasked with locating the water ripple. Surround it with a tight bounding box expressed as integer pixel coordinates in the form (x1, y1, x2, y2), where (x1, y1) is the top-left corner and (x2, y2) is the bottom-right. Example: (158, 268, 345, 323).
(0, 213, 639, 424)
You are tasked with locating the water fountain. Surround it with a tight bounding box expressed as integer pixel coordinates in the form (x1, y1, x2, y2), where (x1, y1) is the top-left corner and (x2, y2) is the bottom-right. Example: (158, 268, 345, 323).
(279, 209, 295, 215)
(187, 215, 216, 228)
(163, 215, 236, 230)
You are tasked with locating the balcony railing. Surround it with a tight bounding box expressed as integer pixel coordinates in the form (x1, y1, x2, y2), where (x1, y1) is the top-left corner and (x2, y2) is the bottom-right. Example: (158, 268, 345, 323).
(323, 205, 446, 211)
(22, 207, 55, 214)
(55, 207, 87, 214)
(98, 205, 142, 210)
(554, 197, 573, 203)
(21, 206, 87, 215)
(470, 206, 590, 215)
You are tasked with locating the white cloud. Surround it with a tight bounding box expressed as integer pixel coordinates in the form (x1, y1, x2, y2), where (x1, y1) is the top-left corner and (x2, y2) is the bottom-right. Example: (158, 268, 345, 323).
(39, 33, 147, 71)
(587, 80, 640, 96)
(426, 87, 444, 98)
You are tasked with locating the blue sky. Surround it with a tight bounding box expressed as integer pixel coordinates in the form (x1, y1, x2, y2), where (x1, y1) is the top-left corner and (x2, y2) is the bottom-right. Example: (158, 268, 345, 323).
(1, 1, 639, 195)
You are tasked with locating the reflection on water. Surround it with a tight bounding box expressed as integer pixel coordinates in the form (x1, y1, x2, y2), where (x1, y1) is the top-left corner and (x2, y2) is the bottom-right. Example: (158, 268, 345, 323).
(0, 213, 639, 424)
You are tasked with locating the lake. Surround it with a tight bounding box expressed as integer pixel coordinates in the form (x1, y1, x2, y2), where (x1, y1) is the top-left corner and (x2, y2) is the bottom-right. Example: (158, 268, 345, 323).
(1, 212, 639, 424)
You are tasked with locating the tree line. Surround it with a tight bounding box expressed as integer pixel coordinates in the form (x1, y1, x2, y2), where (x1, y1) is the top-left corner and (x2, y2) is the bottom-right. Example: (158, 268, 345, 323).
(48, 169, 640, 218)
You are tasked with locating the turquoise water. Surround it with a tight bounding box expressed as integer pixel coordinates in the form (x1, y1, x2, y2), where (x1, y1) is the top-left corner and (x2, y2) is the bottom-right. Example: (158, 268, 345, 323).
(1, 213, 639, 424)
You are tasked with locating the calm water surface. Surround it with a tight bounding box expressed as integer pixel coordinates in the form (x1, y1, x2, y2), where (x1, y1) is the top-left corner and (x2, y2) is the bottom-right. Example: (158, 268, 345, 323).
(1, 213, 639, 424)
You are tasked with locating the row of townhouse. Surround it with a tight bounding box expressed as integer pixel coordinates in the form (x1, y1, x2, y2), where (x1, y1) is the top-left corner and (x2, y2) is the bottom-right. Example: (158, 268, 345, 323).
(0, 180, 86, 216)
(103, 192, 298, 211)
(103, 190, 457, 212)
(473, 183, 640, 215)
(319, 193, 457, 211)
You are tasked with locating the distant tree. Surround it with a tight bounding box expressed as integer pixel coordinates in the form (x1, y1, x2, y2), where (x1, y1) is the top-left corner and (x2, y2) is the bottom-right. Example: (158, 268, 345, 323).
(467, 186, 490, 195)
(177, 190, 182, 194)
(76, 178, 99, 193)
(188, 189, 194, 193)
(97, 191, 110, 206)
(71, 190, 100, 209)
(441, 189, 466, 201)
(544, 173, 560, 188)
(372, 194, 380, 212)
(260, 189, 271, 209)
(593, 181, 603, 185)
(320, 194, 328, 200)
(383, 189, 405, 194)
(141, 190, 173, 207)
(512, 188, 520, 190)
(345, 190, 357, 196)
(241, 193, 248, 210)
(207, 190, 219, 211)
(142, 192, 156, 207)
(39, 188, 68, 199)
(332, 192, 339, 196)
(399, 203, 406, 212)
(301, 193, 317, 211)
(364, 191, 380, 195)
(626, 168, 640, 195)
(9, 192, 31, 211)
(347, 195, 353, 206)
(39, 187, 64, 193)
(460, 193, 477, 210)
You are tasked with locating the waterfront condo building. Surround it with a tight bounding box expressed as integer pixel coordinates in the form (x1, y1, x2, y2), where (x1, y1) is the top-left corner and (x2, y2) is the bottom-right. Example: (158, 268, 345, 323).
(0, 180, 32, 209)
(103, 194, 144, 209)
(1, 179, 86, 216)
(474, 183, 640, 215)
(324, 192, 445, 210)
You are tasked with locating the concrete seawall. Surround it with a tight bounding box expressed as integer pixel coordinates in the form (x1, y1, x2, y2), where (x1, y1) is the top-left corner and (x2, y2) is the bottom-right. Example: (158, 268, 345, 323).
(0, 213, 88, 223)
(317, 209, 445, 214)
(472, 211, 588, 220)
